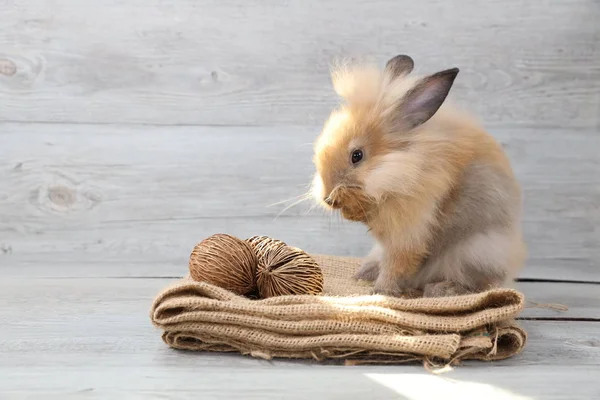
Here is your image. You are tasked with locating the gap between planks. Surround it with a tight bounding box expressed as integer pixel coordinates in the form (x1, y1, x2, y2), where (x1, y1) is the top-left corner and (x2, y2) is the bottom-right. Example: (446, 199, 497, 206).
(1, 120, 595, 131)
(517, 317, 600, 322)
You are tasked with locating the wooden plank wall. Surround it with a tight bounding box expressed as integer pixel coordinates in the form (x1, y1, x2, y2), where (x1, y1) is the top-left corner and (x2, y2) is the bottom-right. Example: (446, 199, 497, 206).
(1, 0, 599, 281)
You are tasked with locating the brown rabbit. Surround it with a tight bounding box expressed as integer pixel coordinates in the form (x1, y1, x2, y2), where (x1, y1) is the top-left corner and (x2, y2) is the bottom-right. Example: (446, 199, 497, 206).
(311, 55, 526, 297)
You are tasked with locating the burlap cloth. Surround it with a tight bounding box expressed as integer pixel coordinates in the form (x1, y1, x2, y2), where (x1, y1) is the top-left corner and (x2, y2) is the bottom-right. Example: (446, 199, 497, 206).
(150, 255, 526, 365)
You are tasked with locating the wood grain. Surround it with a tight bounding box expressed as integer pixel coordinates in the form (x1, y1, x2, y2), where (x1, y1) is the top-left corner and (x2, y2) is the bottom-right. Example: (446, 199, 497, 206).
(0, 0, 598, 128)
(1, 123, 598, 281)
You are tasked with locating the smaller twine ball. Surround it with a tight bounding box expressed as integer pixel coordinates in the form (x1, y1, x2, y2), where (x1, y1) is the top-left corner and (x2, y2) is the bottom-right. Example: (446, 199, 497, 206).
(248, 238, 324, 298)
(246, 235, 287, 259)
(189, 233, 258, 295)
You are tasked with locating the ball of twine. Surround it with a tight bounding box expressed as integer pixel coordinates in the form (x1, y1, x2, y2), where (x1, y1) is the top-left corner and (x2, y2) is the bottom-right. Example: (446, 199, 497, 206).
(247, 236, 324, 298)
(246, 235, 287, 259)
(189, 233, 258, 295)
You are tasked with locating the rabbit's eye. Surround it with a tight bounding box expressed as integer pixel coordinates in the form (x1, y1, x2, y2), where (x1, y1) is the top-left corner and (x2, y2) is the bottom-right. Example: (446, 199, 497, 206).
(351, 149, 363, 164)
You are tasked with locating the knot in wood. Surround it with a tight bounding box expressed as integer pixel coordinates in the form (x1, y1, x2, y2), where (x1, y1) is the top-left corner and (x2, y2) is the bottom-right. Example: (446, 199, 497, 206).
(47, 185, 76, 207)
(0, 59, 17, 76)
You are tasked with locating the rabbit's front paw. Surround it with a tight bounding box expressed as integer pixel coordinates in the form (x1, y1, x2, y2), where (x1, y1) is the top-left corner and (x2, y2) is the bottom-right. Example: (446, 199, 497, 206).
(354, 260, 380, 282)
(372, 277, 404, 297)
(423, 281, 470, 298)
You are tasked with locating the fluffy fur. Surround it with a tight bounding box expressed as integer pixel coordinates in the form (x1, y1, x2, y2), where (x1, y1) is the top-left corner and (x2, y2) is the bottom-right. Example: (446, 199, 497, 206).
(312, 55, 526, 297)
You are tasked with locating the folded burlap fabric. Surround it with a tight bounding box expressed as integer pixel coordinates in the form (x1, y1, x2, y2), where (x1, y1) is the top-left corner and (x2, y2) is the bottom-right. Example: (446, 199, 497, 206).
(150, 255, 526, 365)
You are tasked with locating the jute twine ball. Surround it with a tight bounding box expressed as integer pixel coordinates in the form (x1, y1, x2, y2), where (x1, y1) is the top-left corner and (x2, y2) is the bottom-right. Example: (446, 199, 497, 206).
(189, 233, 258, 295)
(246, 235, 287, 259)
(247, 236, 324, 298)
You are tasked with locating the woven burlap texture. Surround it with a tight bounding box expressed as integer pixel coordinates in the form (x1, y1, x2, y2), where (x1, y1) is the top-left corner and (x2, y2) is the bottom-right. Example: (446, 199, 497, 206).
(150, 254, 527, 364)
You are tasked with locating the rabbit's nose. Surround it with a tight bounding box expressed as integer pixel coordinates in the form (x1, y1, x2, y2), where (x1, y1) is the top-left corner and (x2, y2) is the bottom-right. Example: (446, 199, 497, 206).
(323, 197, 339, 208)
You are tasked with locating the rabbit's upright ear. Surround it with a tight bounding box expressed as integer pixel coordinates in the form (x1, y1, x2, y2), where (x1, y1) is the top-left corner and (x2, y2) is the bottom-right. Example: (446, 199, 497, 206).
(385, 54, 414, 79)
(396, 68, 459, 130)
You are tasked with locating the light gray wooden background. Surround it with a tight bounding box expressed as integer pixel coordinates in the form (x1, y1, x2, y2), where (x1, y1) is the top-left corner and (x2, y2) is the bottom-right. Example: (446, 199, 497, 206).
(1, 0, 599, 399)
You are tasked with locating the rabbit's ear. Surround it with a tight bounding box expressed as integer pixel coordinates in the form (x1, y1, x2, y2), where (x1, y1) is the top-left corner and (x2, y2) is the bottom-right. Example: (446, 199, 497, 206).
(396, 68, 459, 130)
(385, 54, 414, 78)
